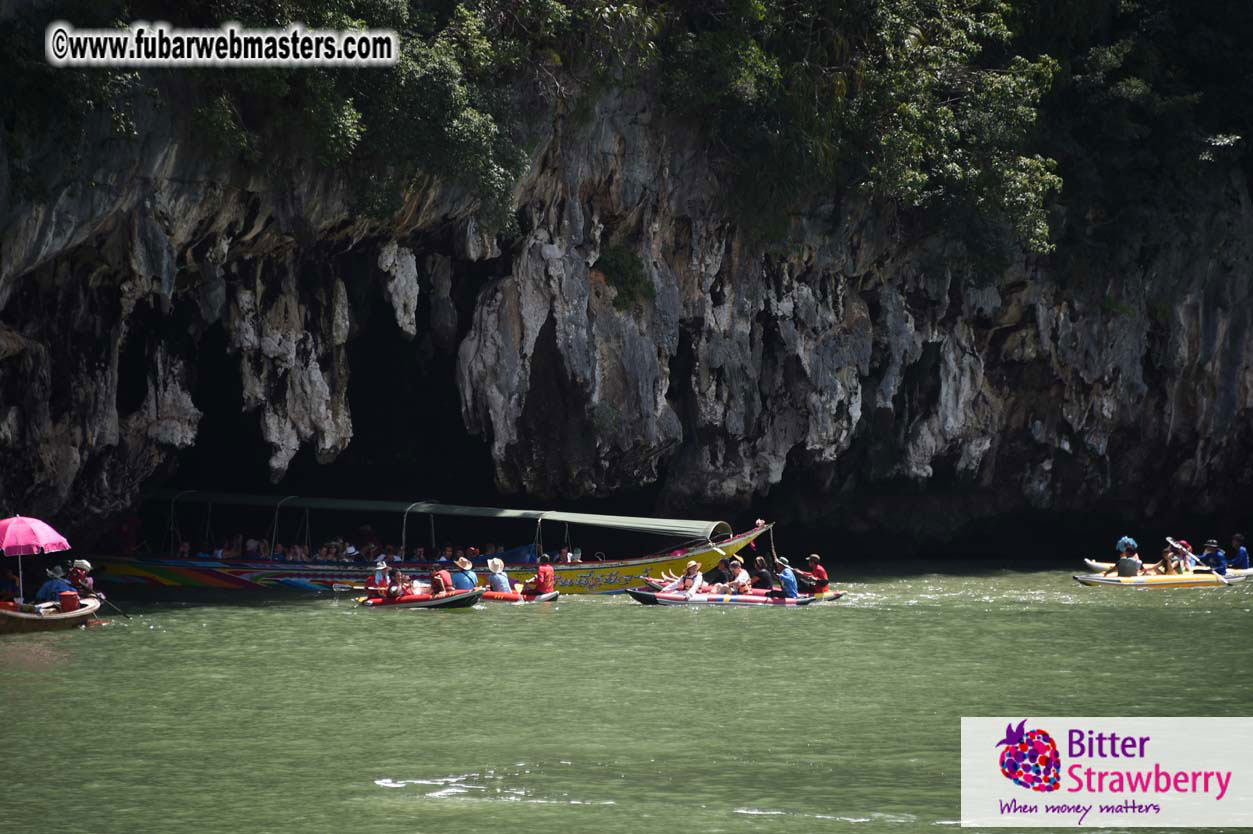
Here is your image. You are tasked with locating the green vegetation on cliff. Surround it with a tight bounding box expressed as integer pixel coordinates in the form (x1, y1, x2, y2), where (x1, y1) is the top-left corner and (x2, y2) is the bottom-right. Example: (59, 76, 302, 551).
(2, 1, 1250, 258)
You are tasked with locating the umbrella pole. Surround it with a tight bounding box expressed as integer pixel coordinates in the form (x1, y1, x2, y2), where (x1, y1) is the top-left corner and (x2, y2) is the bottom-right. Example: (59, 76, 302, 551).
(16, 554, 23, 604)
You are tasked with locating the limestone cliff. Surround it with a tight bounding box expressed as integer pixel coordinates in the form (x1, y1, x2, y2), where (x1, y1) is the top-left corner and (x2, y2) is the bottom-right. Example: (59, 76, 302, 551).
(2, 86, 1251, 542)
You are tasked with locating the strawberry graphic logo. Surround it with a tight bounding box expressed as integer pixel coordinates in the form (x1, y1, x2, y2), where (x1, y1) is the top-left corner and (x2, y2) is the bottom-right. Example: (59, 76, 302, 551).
(995, 719, 1061, 792)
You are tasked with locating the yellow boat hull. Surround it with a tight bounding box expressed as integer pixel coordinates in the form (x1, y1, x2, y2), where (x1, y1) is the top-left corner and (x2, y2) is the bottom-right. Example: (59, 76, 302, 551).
(1073, 572, 1235, 588)
(502, 524, 770, 594)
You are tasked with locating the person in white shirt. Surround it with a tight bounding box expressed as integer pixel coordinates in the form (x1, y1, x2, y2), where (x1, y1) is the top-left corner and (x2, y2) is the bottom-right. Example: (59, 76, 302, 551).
(660, 560, 705, 597)
(711, 559, 751, 594)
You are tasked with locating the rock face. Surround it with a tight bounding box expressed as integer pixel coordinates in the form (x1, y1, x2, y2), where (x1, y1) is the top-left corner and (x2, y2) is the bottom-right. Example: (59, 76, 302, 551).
(2, 86, 1252, 542)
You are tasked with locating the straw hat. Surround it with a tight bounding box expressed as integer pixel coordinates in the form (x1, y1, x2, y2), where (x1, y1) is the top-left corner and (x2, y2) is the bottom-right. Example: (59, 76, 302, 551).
(345, 545, 359, 556)
(487, 557, 505, 573)
(806, 554, 821, 563)
(73, 559, 92, 571)
(454, 556, 474, 571)
(374, 560, 387, 571)
(685, 560, 700, 570)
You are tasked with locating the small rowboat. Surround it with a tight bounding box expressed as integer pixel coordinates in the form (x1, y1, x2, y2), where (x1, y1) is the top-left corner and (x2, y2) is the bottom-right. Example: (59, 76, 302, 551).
(641, 576, 842, 601)
(626, 589, 819, 606)
(0, 597, 103, 633)
(1072, 573, 1235, 589)
(359, 588, 484, 609)
(1081, 559, 1248, 583)
(481, 590, 559, 603)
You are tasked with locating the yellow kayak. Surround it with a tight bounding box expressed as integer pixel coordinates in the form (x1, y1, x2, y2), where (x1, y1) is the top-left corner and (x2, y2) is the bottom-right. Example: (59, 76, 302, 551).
(1073, 572, 1236, 588)
(1081, 559, 1249, 583)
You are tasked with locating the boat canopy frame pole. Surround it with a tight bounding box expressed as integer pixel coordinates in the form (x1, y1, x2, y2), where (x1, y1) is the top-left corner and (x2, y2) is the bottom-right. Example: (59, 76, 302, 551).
(429, 514, 435, 554)
(399, 502, 424, 556)
(267, 496, 296, 559)
(166, 489, 196, 552)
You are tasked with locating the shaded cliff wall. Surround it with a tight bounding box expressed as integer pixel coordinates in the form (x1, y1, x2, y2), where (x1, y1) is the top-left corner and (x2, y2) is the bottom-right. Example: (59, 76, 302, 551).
(2, 86, 1252, 543)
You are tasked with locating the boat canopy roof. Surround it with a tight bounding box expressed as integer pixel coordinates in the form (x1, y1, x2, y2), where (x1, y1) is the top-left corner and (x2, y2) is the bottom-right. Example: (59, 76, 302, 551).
(153, 491, 734, 540)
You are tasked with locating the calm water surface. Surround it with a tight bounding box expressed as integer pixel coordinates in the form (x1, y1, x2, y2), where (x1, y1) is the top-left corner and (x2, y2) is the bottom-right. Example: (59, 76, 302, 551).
(3, 566, 1251, 833)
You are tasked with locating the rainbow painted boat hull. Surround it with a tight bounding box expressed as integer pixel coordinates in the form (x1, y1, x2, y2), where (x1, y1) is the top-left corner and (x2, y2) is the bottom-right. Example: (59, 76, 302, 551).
(91, 524, 769, 595)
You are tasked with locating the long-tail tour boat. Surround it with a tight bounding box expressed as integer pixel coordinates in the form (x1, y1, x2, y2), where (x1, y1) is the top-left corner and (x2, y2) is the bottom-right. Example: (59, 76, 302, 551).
(91, 491, 771, 595)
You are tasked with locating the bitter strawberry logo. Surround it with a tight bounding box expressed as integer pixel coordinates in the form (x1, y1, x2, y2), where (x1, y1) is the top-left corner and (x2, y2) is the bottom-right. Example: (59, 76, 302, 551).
(996, 719, 1061, 792)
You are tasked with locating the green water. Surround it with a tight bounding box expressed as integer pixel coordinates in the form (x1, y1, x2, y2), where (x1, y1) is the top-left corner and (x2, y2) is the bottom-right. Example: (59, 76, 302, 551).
(2, 568, 1250, 833)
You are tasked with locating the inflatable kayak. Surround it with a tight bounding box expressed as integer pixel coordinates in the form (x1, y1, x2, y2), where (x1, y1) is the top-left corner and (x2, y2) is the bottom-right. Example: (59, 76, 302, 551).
(641, 576, 842, 601)
(626, 589, 818, 606)
(480, 590, 559, 603)
(1072, 573, 1235, 588)
(360, 588, 484, 608)
(1081, 559, 1248, 583)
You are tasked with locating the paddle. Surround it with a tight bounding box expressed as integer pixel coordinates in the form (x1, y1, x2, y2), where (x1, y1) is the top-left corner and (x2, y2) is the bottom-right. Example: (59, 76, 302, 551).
(96, 594, 131, 620)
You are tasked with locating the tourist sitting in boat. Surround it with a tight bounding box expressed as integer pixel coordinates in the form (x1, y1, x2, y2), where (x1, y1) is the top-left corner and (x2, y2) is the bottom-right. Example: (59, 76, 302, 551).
(776, 557, 799, 598)
(750, 556, 775, 590)
(799, 554, 829, 593)
(486, 558, 512, 593)
(711, 559, 752, 594)
(703, 557, 731, 586)
(365, 560, 391, 598)
(1, 568, 18, 600)
(1102, 536, 1142, 577)
(450, 557, 479, 590)
(66, 559, 94, 594)
(523, 554, 555, 595)
(437, 544, 454, 564)
(176, 540, 191, 559)
(660, 560, 706, 596)
(34, 565, 75, 603)
(1230, 534, 1249, 570)
(386, 567, 410, 598)
(429, 562, 455, 596)
(1199, 539, 1228, 575)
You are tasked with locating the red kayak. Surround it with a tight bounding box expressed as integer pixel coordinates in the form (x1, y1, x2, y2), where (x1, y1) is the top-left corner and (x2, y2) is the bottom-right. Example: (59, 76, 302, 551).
(481, 590, 559, 603)
(360, 588, 484, 609)
(641, 576, 842, 601)
(626, 589, 818, 606)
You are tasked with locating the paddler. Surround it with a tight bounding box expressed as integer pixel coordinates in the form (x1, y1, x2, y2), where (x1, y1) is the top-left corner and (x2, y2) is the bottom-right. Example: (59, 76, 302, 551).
(660, 560, 705, 597)
(66, 559, 94, 594)
(799, 554, 830, 593)
(450, 557, 479, 590)
(364, 560, 390, 597)
(522, 554, 555, 595)
(34, 565, 74, 603)
(775, 557, 799, 598)
(1199, 539, 1228, 575)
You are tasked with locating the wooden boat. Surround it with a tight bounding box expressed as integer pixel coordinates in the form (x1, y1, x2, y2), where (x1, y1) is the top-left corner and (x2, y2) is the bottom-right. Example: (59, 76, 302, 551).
(1072, 573, 1236, 588)
(481, 590, 559, 603)
(359, 588, 484, 609)
(625, 589, 819, 606)
(0, 596, 102, 633)
(1081, 559, 1248, 583)
(95, 491, 770, 595)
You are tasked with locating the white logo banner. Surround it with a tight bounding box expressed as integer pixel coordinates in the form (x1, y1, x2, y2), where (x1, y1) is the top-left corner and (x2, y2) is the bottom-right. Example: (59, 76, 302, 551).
(961, 717, 1253, 827)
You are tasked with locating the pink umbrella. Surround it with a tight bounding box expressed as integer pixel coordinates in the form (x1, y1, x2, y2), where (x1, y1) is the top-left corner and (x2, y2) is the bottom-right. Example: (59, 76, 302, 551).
(0, 516, 71, 603)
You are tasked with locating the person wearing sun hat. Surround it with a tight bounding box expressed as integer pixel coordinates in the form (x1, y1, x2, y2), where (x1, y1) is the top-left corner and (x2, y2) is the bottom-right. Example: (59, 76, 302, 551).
(34, 564, 75, 603)
(450, 556, 479, 590)
(1199, 539, 1228, 575)
(775, 556, 799, 598)
(660, 560, 706, 597)
(364, 559, 390, 598)
(485, 558, 512, 593)
(66, 559, 94, 594)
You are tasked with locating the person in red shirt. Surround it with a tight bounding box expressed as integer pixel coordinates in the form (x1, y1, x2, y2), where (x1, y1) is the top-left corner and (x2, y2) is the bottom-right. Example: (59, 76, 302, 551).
(524, 554, 555, 594)
(800, 553, 829, 594)
(364, 561, 390, 598)
(429, 564, 455, 596)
